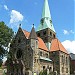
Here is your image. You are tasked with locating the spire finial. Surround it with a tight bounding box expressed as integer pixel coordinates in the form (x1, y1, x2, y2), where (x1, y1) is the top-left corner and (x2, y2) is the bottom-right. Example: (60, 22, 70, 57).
(33, 24, 34, 27)
(19, 24, 21, 28)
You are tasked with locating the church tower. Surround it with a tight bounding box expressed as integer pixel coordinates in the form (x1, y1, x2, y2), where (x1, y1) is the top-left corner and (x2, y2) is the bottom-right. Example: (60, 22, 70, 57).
(36, 0, 56, 50)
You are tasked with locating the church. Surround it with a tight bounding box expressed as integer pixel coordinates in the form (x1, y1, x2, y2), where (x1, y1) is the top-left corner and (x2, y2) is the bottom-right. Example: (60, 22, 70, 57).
(7, 0, 70, 75)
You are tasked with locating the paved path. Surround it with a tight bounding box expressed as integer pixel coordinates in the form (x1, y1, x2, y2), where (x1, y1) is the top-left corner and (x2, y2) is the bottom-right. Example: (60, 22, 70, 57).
(0, 69, 3, 75)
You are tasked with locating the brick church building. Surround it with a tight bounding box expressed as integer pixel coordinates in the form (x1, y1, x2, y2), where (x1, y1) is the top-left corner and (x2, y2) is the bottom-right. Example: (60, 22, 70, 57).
(7, 0, 70, 75)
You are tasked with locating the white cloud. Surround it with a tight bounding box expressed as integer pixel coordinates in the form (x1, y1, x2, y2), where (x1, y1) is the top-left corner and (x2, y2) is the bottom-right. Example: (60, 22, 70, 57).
(9, 10, 24, 24)
(62, 40, 75, 54)
(63, 29, 74, 35)
(70, 30, 74, 34)
(4, 5, 9, 10)
(63, 30, 69, 35)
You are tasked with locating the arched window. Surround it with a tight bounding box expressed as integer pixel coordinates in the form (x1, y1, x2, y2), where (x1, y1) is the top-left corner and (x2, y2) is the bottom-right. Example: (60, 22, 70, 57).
(53, 34, 55, 38)
(43, 66, 45, 70)
(43, 31, 46, 35)
(50, 32, 52, 36)
(62, 55, 63, 62)
(66, 57, 68, 65)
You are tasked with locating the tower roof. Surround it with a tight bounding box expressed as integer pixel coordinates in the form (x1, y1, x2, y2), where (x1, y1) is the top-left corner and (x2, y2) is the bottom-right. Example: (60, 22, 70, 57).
(50, 38, 68, 54)
(42, 0, 51, 18)
(22, 29, 48, 51)
(37, 0, 55, 32)
(29, 26, 38, 40)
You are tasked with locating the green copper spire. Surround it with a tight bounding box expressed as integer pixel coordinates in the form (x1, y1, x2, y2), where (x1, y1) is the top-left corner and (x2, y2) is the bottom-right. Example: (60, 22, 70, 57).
(42, 0, 51, 18)
(37, 0, 55, 32)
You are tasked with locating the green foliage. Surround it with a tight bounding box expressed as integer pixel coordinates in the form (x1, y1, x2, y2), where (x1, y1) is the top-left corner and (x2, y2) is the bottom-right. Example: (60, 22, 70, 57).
(39, 70, 55, 75)
(0, 21, 14, 47)
(39, 69, 47, 75)
(48, 72, 55, 75)
(0, 21, 14, 66)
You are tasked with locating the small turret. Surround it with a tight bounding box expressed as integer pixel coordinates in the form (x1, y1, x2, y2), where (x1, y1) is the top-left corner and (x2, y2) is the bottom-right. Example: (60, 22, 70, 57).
(29, 24, 38, 40)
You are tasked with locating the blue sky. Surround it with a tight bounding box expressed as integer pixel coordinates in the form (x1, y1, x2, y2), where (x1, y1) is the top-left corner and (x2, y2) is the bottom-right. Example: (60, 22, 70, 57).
(0, 0, 74, 41)
(0, 0, 75, 53)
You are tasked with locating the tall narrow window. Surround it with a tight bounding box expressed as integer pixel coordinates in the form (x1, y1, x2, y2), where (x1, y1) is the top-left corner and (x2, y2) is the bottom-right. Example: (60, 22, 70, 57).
(40, 51, 42, 56)
(66, 57, 68, 65)
(43, 66, 45, 70)
(18, 38, 21, 43)
(50, 32, 52, 36)
(53, 34, 55, 38)
(38, 33, 40, 36)
(62, 55, 64, 63)
(43, 31, 46, 35)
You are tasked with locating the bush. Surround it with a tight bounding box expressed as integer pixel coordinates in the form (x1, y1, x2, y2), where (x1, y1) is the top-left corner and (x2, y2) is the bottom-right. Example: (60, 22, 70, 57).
(39, 69, 47, 75)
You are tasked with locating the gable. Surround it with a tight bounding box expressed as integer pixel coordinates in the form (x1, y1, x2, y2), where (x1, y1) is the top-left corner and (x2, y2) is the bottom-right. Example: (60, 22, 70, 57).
(22, 29, 48, 51)
(50, 38, 68, 54)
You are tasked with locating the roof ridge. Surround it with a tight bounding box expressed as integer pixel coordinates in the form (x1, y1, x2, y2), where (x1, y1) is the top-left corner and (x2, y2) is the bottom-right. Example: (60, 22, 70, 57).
(57, 38, 60, 50)
(22, 29, 30, 33)
(50, 38, 68, 54)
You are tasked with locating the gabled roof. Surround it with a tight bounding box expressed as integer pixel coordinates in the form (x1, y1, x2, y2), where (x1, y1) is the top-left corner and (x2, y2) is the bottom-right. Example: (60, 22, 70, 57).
(50, 38, 68, 54)
(22, 30, 30, 39)
(29, 26, 38, 40)
(22, 29, 48, 51)
(38, 37, 48, 51)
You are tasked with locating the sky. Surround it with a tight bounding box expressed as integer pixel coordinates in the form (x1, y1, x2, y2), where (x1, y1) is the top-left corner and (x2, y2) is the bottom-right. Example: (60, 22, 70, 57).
(0, 0, 75, 54)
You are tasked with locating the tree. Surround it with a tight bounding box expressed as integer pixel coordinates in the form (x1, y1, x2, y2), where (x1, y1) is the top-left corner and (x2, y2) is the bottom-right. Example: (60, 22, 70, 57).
(0, 21, 14, 66)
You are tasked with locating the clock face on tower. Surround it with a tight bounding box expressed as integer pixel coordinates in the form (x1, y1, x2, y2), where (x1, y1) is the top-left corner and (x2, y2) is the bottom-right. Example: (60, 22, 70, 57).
(16, 49, 22, 59)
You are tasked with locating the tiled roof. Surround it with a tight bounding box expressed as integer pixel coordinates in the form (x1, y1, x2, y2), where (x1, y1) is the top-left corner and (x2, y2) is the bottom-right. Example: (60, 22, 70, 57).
(22, 30, 48, 51)
(50, 38, 68, 54)
(38, 37, 48, 51)
(29, 26, 38, 40)
(22, 30, 30, 39)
